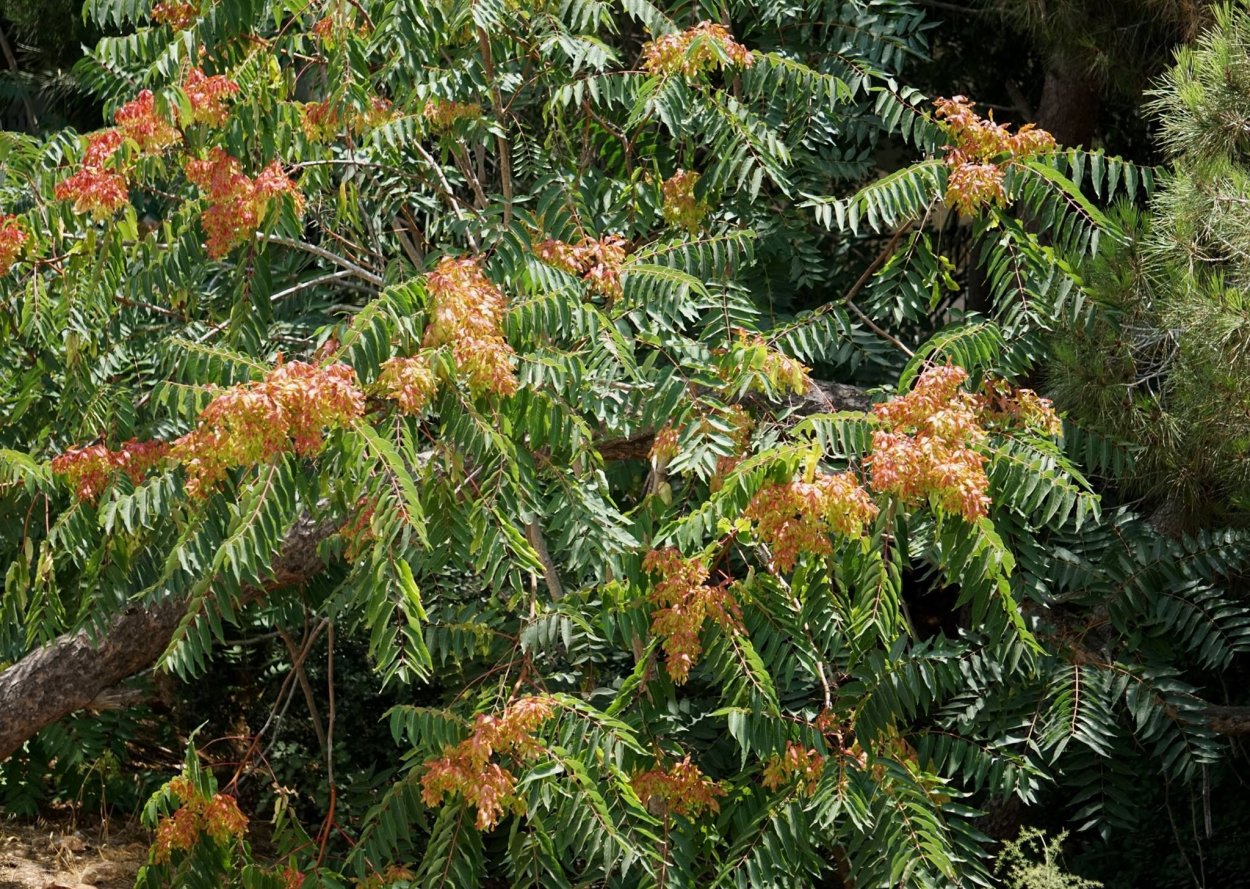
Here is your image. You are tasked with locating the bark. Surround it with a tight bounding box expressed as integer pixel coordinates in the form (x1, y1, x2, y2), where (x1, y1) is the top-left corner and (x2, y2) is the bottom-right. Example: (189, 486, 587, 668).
(1034, 56, 1102, 149)
(1194, 704, 1250, 736)
(0, 514, 334, 763)
(597, 379, 872, 461)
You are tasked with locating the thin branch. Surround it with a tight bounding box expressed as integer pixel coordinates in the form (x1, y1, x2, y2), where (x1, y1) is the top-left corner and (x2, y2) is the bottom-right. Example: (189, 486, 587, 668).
(259, 234, 385, 287)
(269, 268, 359, 303)
(279, 628, 327, 757)
(478, 28, 514, 225)
(316, 621, 338, 867)
(525, 519, 565, 601)
(410, 140, 482, 252)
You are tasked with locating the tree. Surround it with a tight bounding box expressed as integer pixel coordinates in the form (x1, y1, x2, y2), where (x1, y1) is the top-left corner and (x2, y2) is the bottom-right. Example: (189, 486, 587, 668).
(1053, 1, 1250, 528)
(0, 0, 1247, 886)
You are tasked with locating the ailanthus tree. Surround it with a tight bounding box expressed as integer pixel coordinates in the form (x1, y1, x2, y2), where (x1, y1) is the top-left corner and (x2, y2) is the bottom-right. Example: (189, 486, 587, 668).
(1, 0, 1248, 887)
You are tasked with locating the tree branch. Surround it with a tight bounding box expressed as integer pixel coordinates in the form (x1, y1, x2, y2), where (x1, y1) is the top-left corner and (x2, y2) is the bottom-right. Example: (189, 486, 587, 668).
(0, 515, 335, 763)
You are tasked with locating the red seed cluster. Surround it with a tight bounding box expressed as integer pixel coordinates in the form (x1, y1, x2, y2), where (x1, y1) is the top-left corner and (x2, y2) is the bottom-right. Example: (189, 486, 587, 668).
(423, 257, 518, 397)
(170, 360, 364, 497)
(866, 364, 990, 522)
(153, 777, 248, 864)
(0, 215, 27, 275)
(745, 472, 877, 572)
(979, 377, 1063, 436)
(661, 169, 709, 234)
(55, 130, 129, 218)
(932, 96, 1057, 216)
(115, 89, 181, 154)
(301, 96, 394, 142)
(420, 696, 556, 830)
(51, 439, 170, 501)
(151, 1, 199, 29)
(633, 756, 726, 818)
(535, 234, 629, 300)
(649, 424, 681, 463)
(310, 11, 371, 43)
(183, 67, 240, 127)
(300, 100, 342, 142)
(377, 353, 439, 415)
(422, 98, 482, 131)
(643, 548, 741, 684)
(642, 22, 753, 78)
(761, 742, 825, 796)
(185, 148, 302, 257)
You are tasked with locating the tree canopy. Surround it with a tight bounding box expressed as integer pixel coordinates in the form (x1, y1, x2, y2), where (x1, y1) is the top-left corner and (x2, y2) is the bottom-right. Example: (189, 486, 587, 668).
(2, 1, 1250, 887)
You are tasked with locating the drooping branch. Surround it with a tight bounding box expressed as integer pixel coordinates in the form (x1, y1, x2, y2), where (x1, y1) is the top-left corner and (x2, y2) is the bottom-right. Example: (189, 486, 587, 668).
(0, 515, 335, 763)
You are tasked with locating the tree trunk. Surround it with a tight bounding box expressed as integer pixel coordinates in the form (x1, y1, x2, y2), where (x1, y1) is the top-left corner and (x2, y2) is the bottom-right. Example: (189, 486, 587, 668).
(0, 514, 334, 762)
(1034, 57, 1102, 149)
(0, 597, 187, 761)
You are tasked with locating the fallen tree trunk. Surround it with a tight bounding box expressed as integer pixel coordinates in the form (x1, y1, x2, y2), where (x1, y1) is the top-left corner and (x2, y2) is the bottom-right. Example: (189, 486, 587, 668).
(0, 514, 334, 762)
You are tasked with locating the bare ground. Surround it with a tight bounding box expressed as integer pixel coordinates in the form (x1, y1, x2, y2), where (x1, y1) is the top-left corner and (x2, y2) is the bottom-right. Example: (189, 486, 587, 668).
(0, 819, 147, 889)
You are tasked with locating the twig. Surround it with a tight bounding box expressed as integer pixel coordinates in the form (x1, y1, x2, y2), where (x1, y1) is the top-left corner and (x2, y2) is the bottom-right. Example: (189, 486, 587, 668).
(316, 621, 338, 867)
(478, 28, 514, 225)
(410, 140, 482, 252)
(279, 628, 327, 757)
(259, 234, 385, 287)
(269, 268, 358, 303)
(525, 520, 564, 601)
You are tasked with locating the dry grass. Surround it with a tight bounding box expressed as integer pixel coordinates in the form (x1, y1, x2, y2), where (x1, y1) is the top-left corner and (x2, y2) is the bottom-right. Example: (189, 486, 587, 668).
(0, 818, 147, 889)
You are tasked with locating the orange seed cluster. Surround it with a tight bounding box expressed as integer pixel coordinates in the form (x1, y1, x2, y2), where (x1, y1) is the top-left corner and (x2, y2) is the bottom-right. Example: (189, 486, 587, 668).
(55, 130, 129, 218)
(979, 377, 1063, 436)
(932, 96, 1057, 216)
(51, 439, 170, 501)
(183, 68, 239, 127)
(745, 472, 877, 572)
(185, 148, 302, 257)
(422, 98, 482, 131)
(170, 360, 364, 497)
(423, 257, 518, 397)
(151, 1, 199, 29)
(300, 96, 392, 142)
(0, 215, 26, 275)
(866, 364, 990, 522)
(642, 22, 753, 78)
(535, 234, 629, 300)
(643, 548, 741, 684)
(421, 696, 556, 830)
(761, 742, 825, 796)
(115, 90, 181, 154)
(377, 353, 439, 415)
(153, 777, 248, 864)
(633, 756, 725, 818)
(661, 169, 709, 233)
